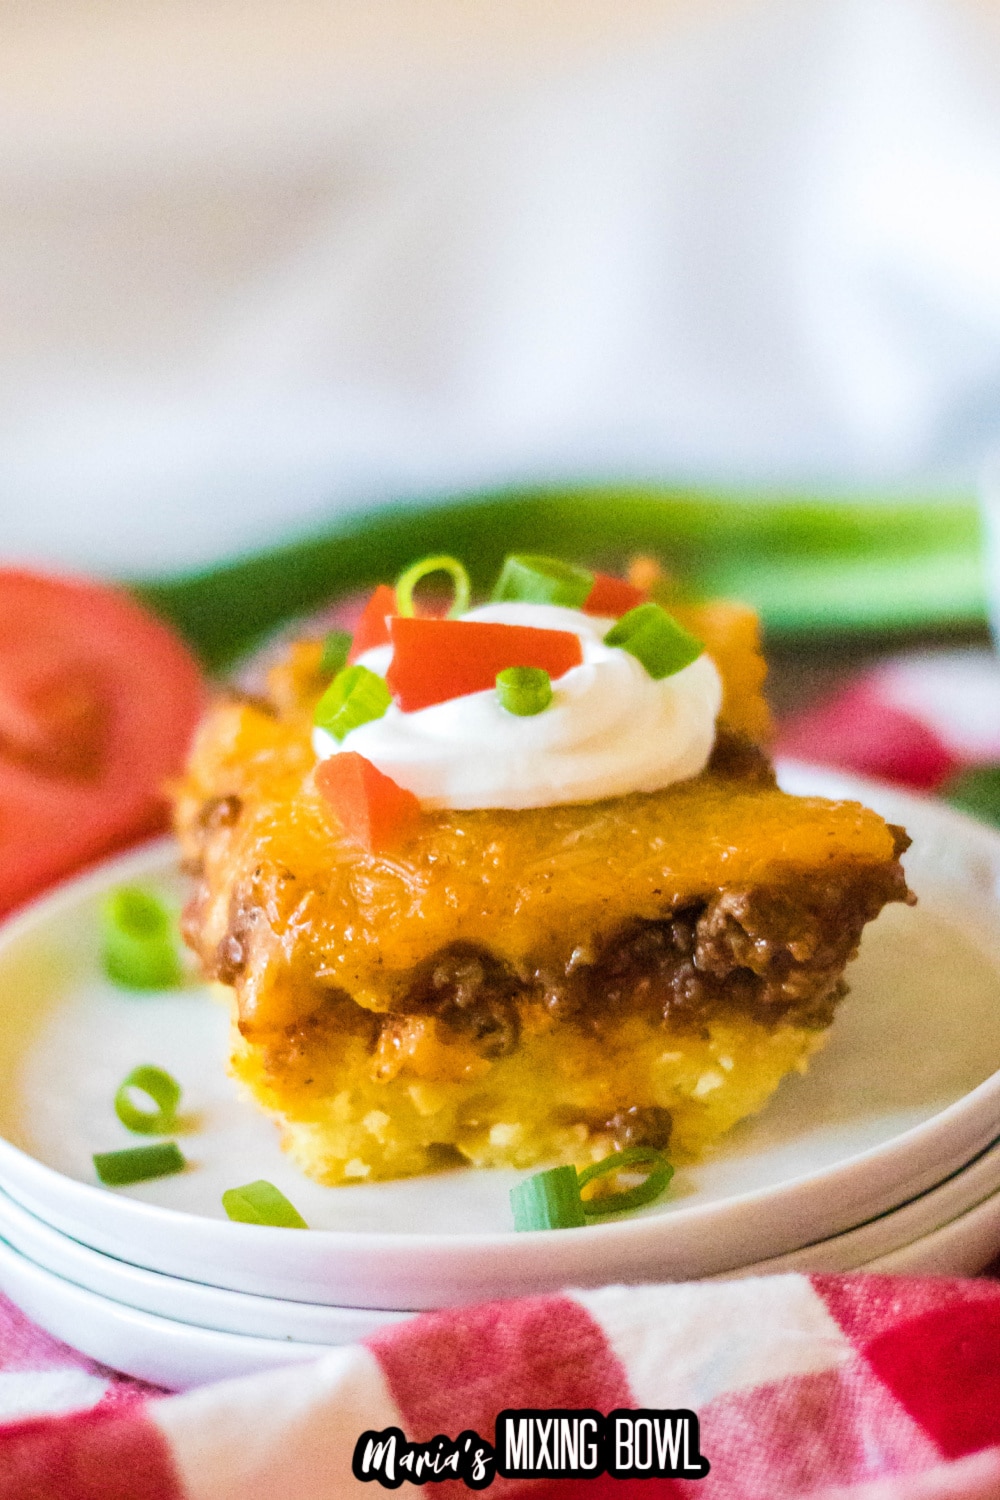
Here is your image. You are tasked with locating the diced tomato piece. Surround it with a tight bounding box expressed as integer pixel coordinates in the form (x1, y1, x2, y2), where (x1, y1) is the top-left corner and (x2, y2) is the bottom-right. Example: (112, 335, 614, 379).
(583, 571, 648, 616)
(315, 752, 422, 852)
(0, 570, 205, 917)
(347, 585, 397, 662)
(386, 617, 584, 712)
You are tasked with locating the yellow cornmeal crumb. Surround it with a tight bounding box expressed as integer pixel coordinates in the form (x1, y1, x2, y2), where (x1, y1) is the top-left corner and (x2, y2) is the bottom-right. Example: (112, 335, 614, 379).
(362, 1110, 391, 1142)
(234, 1012, 827, 1185)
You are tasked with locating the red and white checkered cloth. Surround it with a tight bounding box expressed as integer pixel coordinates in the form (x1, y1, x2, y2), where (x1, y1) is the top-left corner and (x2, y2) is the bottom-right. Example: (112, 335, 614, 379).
(4, 647, 1000, 1500)
(776, 649, 1000, 791)
(5, 1277, 1000, 1499)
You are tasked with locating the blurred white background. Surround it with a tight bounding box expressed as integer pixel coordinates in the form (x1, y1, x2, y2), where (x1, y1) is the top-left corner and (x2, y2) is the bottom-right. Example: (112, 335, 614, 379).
(4, 0, 1000, 574)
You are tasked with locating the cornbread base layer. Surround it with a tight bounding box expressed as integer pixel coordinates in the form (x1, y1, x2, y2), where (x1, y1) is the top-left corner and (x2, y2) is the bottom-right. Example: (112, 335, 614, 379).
(236, 1012, 829, 1183)
(176, 608, 912, 1186)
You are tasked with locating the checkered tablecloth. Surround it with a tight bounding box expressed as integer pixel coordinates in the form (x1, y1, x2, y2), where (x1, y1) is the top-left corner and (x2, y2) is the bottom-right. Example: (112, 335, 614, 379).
(5, 1276, 1000, 1499)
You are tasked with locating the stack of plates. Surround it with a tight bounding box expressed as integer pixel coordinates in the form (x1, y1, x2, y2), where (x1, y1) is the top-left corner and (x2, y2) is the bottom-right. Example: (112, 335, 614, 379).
(1, 765, 999, 1391)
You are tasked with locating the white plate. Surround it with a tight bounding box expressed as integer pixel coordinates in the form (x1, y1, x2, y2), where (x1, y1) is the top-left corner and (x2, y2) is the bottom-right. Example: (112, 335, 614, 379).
(1, 766, 999, 1308)
(4, 1133, 1000, 1349)
(865, 1188, 1000, 1276)
(720, 1130, 1000, 1277)
(0, 1234, 331, 1390)
(0, 1186, 410, 1343)
(3, 1182, 1000, 1395)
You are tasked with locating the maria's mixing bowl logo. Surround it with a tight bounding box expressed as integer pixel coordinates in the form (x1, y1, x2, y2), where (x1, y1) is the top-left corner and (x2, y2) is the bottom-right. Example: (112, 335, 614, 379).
(352, 1407, 710, 1487)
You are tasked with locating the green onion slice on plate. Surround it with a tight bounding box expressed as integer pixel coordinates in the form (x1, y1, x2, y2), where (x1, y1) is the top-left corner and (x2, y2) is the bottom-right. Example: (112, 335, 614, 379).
(222, 1179, 308, 1228)
(93, 1141, 186, 1186)
(492, 554, 594, 608)
(100, 887, 182, 991)
(113, 1065, 181, 1135)
(314, 664, 391, 741)
(603, 603, 703, 680)
(320, 628, 353, 677)
(510, 1146, 673, 1229)
(510, 1164, 587, 1231)
(396, 555, 471, 619)
(577, 1146, 674, 1216)
(496, 666, 553, 717)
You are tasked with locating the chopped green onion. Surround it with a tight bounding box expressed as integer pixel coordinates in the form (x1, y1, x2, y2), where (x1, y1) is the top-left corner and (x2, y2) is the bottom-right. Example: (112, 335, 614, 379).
(222, 1179, 308, 1228)
(314, 664, 391, 742)
(113, 1065, 182, 1135)
(510, 1165, 586, 1230)
(320, 629, 353, 677)
(100, 887, 182, 990)
(511, 1147, 674, 1229)
(604, 604, 703, 680)
(93, 1142, 186, 1186)
(577, 1146, 673, 1216)
(492, 554, 594, 608)
(395, 555, 471, 619)
(496, 666, 553, 717)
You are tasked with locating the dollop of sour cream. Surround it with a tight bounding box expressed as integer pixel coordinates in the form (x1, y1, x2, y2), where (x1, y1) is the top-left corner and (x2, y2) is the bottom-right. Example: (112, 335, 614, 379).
(312, 602, 722, 811)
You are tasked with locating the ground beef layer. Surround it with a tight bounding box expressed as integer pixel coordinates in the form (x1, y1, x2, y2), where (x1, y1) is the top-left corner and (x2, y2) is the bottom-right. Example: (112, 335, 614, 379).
(392, 844, 910, 1056)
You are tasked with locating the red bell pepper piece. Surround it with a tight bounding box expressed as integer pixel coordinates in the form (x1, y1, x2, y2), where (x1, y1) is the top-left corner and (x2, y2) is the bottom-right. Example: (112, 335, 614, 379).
(385, 617, 583, 712)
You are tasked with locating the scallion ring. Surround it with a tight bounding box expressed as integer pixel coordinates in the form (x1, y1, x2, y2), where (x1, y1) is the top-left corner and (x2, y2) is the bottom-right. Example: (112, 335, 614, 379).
(320, 629, 353, 677)
(492, 554, 593, 608)
(93, 1142, 186, 1186)
(100, 887, 182, 991)
(510, 1147, 674, 1230)
(603, 603, 703, 681)
(576, 1145, 673, 1216)
(510, 1164, 586, 1231)
(222, 1179, 308, 1228)
(314, 664, 391, 742)
(114, 1065, 181, 1135)
(496, 666, 553, 717)
(395, 555, 471, 619)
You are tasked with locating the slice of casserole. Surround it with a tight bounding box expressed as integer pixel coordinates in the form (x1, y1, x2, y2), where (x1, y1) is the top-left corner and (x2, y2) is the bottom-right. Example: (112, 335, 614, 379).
(175, 589, 911, 1185)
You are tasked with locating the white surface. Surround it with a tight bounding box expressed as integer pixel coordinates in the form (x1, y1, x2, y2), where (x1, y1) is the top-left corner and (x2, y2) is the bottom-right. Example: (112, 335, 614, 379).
(4, 1, 1000, 571)
(0, 1235, 330, 1391)
(0, 1369, 111, 1423)
(1, 768, 1000, 1306)
(320, 602, 721, 809)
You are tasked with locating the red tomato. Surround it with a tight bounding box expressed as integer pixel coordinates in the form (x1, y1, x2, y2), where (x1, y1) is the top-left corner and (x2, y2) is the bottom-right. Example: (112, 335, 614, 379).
(0, 571, 205, 916)
(315, 752, 422, 853)
(583, 571, 648, 616)
(386, 617, 584, 712)
(347, 585, 397, 663)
